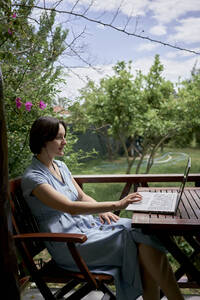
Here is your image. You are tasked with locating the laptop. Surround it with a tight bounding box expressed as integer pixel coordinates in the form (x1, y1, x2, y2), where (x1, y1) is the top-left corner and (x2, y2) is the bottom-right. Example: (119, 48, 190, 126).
(126, 157, 191, 215)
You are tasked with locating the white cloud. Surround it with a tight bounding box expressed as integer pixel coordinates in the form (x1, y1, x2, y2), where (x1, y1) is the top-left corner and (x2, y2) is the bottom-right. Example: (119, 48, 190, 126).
(166, 48, 200, 59)
(149, 0, 200, 24)
(44, 0, 200, 25)
(96, 24, 106, 30)
(131, 57, 153, 75)
(161, 57, 197, 82)
(137, 42, 158, 51)
(58, 65, 115, 100)
(64, 0, 200, 25)
(58, 56, 200, 102)
(149, 24, 167, 36)
(132, 56, 199, 83)
(65, 0, 149, 17)
(165, 52, 178, 59)
(168, 17, 200, 44)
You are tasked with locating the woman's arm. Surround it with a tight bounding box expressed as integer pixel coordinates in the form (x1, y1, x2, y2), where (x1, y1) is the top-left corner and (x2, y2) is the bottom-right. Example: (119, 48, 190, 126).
(71, 178, 98, 203)
(32, 182, 141, 216)
(72, 178, 120, 223)
(72, 177, 120, 223)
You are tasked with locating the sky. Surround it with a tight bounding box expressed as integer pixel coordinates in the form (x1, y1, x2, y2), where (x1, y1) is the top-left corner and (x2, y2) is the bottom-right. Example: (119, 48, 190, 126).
(41, 0, 200, 101)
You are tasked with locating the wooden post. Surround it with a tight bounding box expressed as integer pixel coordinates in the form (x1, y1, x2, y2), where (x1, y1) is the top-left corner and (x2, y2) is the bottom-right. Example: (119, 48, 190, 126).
(0, 68, 20, 298)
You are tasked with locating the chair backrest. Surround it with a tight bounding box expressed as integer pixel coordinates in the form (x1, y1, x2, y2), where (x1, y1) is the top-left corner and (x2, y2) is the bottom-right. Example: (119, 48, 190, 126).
(10, 178, 45, 257)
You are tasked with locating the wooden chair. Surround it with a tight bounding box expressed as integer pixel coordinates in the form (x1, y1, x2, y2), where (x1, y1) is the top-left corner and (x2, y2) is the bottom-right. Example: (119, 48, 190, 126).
(19, 276, 30, 293)
(10, 178, 116, 300)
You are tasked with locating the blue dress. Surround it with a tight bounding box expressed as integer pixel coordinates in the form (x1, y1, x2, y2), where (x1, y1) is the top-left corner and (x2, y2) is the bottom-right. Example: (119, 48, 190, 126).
(21, 156, 165, 300)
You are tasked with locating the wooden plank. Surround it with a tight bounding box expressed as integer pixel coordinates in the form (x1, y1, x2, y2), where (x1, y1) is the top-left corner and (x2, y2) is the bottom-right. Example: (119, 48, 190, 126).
(132, 213, 150, 225)
(183, 191, 199, 219)
(179, 192, 190, 219)
(188, 190, 200, 219)
(132, 216, 200, 233)
(74, 174, 200, 184)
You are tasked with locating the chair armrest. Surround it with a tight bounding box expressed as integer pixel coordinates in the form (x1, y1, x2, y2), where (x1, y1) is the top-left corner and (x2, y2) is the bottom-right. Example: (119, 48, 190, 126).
(14, 232, 98, 288)
(13, 232, 87, 243)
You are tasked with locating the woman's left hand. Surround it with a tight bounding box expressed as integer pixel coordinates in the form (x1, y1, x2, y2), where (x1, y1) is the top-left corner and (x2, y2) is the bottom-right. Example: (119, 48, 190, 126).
(98, 212, 120, 224)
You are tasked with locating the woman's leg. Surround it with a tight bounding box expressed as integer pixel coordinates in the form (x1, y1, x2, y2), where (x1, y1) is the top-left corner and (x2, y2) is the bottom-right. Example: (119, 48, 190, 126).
(138, 243, 184, 300)
(139, 257, 160, 300)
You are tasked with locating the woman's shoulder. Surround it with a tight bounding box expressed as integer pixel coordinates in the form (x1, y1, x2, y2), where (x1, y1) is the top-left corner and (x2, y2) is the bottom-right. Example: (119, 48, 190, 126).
(55, 159, 71, 175)
(22, 159, 49, 189)
(23, 165, 47, 180)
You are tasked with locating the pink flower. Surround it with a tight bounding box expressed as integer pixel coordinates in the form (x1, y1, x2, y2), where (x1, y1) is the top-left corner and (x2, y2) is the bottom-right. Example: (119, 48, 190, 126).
(8, 28, 12, 35)
(15, 97, 22, 109)
(12, 13, 17, 19)
(25, 101, 33, 111)
(39, 100, 47, 110)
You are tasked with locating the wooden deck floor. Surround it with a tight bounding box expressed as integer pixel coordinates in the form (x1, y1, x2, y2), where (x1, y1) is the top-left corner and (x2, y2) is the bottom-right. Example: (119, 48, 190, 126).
(21, 288, 200, 300)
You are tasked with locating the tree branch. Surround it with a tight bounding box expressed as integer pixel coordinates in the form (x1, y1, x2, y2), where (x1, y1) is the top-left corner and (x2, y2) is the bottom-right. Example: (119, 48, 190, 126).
(13, 3, 200, 55)
(109, 0, 124, 25)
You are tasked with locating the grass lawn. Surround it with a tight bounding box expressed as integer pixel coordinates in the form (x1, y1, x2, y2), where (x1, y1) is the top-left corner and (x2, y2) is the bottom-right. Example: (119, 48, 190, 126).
(70, 147, 200, 205)
(72, 147, 200, 175)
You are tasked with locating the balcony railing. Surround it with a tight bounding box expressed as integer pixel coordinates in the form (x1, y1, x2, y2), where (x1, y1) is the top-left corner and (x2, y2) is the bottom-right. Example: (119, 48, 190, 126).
(74, 173, 200, 200)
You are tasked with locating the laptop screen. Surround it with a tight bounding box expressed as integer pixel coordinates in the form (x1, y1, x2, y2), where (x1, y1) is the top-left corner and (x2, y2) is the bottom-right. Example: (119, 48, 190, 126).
(175, 157, 191, 211)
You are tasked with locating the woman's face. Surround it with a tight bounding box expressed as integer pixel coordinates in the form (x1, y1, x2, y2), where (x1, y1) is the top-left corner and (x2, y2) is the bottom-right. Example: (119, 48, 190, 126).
(45, 123, 66, 157)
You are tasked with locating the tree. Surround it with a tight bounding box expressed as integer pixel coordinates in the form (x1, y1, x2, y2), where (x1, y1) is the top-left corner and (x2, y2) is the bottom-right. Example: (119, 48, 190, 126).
(1, 1, 68, 177)
(1, 0, 96, 179)
(0, 68, 20, 299)
(135, 55, 177, 173)
(70, 57, 180, 174)
(174, 66, 200, 147)
(70, 60, 146, 170)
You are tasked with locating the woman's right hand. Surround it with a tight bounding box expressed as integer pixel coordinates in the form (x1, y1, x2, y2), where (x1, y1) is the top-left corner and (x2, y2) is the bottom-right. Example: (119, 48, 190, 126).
(117, 192, 142, 210)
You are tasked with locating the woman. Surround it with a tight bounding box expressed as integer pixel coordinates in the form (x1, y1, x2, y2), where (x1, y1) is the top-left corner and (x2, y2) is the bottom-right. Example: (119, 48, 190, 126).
(21, 116, 183, 300)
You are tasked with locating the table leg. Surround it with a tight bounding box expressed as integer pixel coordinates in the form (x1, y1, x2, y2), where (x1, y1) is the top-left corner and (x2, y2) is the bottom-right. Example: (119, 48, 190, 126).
(157, 234, 200, 287)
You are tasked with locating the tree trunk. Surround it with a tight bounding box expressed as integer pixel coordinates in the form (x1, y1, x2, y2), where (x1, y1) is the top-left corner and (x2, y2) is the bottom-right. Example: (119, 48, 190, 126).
(0, 68, 20, 299)
(126, 156, 136, 174)
(145, 135, 171, 174)
(136, 151, 146, 174)
(105, 134, 114, 161)
(119, 134, 131, 167)
(145, 145, 156, 173)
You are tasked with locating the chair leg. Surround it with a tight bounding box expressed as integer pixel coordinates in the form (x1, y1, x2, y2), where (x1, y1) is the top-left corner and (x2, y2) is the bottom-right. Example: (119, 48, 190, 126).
(53, 279, 80, 299)
(34, 277, 56, 300)
(66, 282, 93, 300)
(100, 283, 116, 300)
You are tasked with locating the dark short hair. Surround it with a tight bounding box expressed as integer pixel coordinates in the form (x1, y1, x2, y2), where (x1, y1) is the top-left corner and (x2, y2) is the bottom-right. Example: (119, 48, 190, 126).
(29, 116, 66, 154)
